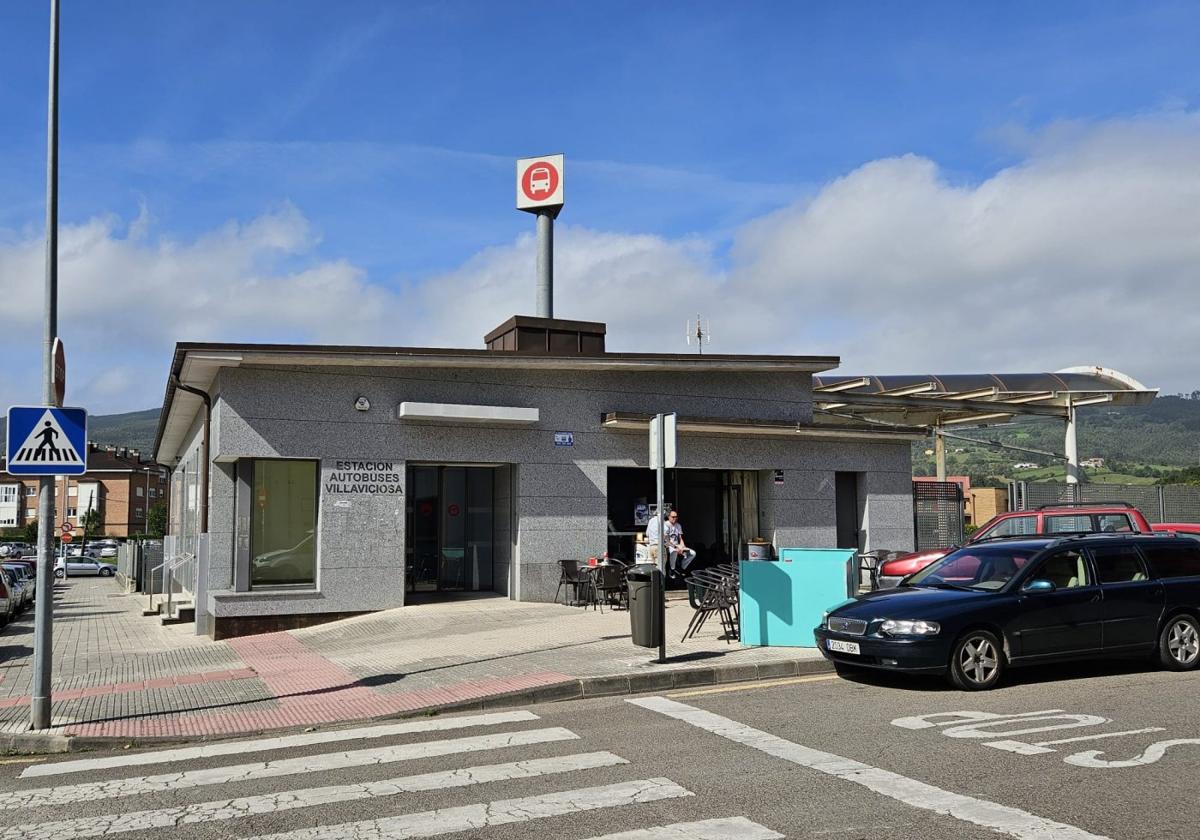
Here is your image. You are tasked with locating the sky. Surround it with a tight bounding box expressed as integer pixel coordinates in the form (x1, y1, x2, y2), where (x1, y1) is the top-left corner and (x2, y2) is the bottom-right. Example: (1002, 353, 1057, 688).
(2, 1, 1200, 414)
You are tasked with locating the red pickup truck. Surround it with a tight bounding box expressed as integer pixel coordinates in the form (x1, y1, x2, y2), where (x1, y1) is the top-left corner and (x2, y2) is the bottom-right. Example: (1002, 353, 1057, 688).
(877, 503, 1200, 588)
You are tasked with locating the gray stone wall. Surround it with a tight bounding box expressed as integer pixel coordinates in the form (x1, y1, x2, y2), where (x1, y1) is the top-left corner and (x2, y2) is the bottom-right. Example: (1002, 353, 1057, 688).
(192, 362, 910, 617)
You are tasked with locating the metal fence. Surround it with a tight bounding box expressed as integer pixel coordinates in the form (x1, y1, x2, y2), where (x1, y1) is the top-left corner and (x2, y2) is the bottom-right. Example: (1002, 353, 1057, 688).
(115, 540, 164, 593)
(913, 481, 965, 550)
(1008, 481, 1200, 524)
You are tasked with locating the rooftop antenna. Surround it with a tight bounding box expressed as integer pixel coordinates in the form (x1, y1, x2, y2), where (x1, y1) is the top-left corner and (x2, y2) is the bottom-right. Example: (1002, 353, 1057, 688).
(686, 314, 711, 354)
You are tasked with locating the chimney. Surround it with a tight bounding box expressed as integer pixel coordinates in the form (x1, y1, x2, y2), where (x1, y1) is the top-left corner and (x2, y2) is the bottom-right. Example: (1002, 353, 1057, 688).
(484, 316, 606, 355)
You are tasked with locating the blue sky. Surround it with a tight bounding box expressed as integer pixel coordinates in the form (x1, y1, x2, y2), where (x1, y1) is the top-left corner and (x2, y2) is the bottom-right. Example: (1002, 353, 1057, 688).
(2, 2, 1200, 412)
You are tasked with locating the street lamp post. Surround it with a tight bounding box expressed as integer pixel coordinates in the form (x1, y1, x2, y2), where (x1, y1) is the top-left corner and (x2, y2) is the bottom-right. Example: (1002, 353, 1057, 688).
(31, 0, 60, 732)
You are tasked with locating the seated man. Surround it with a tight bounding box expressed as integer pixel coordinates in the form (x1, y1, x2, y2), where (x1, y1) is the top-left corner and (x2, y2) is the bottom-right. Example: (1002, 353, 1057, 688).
(665, 509, 698, 578)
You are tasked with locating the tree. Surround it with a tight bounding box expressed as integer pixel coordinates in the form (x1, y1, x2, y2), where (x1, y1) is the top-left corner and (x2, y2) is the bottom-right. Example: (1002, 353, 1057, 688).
(23, 520, 38, 544)
(147, 501, 168, 539)
(80, 507, 102, 536)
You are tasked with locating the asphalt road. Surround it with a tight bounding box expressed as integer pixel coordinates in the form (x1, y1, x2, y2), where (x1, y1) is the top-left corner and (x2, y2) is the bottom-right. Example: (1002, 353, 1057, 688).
(0, 655, 1193, 839)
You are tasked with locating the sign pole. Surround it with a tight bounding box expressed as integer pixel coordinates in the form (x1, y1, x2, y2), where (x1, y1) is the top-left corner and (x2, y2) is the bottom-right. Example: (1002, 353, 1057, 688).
(535, 210, 553, 318)
(32, 0, 60, 732)
(655, 414, 667, 663)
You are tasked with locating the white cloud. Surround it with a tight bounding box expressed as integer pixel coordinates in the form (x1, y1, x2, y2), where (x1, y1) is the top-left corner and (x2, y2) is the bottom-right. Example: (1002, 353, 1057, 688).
(3, 113, 1199, 416)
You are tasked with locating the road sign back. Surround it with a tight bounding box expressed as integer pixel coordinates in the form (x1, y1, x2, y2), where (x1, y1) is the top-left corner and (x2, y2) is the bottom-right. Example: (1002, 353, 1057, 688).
(5, 406, 88, 475)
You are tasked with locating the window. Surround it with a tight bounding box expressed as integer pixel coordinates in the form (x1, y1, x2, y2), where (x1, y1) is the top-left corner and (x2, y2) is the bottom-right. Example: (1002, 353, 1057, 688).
(25, 487, 36, 497)
(25, 512, 36, 520)
(66, 507, 77, 518)
(1090, 545, 1148, 583)
(982, 515, 1037, 538)
(68, 486, 77, 497)
(250, 459, 317, 588)
(1142, 543, 1200, 579)
(149, 488, 157, 499)
(1096, 514, 1133, 533)
(134, 508, 144, 519)
(136, 487, 144, 498)
(1031, 550, 1089, 588)
(1046, 515, 1092, 534)
(0, 486, 17, 503)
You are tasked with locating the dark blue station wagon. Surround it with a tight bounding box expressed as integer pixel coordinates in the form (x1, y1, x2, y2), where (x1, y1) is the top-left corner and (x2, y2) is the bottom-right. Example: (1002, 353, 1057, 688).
(814, 534, 1200, 690)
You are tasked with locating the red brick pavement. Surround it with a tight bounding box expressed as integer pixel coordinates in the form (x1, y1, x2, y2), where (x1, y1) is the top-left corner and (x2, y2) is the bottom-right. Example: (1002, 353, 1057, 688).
(57, 632, 573, 739)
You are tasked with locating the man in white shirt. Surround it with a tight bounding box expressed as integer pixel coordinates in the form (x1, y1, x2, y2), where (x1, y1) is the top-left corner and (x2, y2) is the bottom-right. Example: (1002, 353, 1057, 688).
(643, 509, 663, 564)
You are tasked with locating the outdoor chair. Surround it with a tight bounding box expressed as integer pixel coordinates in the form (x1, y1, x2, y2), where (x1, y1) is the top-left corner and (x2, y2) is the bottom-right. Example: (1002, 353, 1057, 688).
(857, 550, 887, 592)
(555, 560, 592, 606)
(681, 567, 739, 643)
(594, 563, 628, 611)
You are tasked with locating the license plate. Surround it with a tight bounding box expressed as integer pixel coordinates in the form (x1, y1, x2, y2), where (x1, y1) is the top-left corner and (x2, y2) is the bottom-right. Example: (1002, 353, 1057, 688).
(827, 639, 860, 655)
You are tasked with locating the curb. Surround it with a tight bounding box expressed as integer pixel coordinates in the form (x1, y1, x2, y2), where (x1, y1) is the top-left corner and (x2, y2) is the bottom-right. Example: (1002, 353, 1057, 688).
(0, 732, 75, 755)
(18, 656, 834, 754)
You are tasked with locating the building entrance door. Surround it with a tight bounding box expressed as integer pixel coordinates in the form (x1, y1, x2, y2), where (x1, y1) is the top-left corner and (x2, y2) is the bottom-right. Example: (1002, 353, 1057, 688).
(606, 468, 759, 578)
(406, 466, 495, 593)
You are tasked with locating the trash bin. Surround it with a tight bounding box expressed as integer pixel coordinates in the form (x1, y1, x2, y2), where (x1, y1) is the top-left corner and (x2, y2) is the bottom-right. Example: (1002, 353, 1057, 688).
(626, 563, 663, 648)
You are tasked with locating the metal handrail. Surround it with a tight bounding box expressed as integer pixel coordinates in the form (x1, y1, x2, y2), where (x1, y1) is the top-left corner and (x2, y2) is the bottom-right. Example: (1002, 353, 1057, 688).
(164, 552, 196, 618)
(148, 559, 166, 612)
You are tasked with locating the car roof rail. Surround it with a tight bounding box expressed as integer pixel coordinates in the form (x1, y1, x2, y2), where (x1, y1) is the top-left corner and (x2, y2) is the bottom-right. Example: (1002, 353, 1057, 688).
(968, 533, 1050, 543)
(1034, 501, 1135, 510)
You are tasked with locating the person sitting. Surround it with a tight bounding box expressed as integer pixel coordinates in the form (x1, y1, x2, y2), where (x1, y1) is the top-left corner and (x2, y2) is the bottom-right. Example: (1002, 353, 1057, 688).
(665, 509, 698, 578)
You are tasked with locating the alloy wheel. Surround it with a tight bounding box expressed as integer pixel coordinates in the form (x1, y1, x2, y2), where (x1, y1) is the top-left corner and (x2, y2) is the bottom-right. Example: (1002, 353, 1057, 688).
(959, 635, 999, 686)
(1168, 620, 1199, 666)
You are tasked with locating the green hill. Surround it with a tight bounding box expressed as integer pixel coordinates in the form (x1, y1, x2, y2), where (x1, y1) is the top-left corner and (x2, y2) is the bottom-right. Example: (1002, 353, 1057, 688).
(913, 394, 1200, 484)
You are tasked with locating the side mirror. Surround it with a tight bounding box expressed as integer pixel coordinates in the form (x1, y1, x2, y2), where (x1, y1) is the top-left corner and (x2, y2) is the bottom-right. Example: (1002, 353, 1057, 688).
(1023, 579, 1056, 594)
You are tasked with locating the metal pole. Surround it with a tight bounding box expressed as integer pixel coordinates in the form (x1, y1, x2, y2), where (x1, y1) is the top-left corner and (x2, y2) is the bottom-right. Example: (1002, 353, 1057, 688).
(655, 414, 667, 663)
(1064, 397, 1080, 485)
(535, 211, 553, 318)
(934, 426, 946, 481)
(32, 0, 60, 732)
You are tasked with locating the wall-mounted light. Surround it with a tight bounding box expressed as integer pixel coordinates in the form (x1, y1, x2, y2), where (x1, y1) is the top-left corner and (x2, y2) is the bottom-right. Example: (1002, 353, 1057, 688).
(354, 397, 371, 412)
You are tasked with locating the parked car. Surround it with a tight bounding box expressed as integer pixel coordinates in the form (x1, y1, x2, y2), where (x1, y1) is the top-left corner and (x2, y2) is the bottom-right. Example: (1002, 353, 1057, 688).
(875, 502, 1192, 588)
(0, 543, 32, 558)
(0, 573, 12, 626)
(817, 532, 1200, 690)
(2, 562, 35, 603)
(1, 567, 28, 612)
(55, 556, 115, 578)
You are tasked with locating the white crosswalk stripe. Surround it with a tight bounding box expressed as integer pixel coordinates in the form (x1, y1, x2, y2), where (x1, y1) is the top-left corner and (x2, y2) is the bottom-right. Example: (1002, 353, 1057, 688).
(21, 710, 541, 779)
(581, 818, 785, 840)
(0, 727, 578, 811)
(1, 752, 630, 840)
(0, 707, 784, 840)
(247, 778, 694, 840)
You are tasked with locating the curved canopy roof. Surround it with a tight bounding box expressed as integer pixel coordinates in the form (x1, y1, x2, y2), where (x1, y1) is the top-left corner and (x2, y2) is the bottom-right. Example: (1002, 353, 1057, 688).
(811, 366, 1156, 429)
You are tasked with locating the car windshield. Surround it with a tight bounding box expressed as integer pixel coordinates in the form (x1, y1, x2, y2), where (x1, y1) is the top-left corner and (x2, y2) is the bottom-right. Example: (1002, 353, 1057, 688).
(905, 544, 1038, 591)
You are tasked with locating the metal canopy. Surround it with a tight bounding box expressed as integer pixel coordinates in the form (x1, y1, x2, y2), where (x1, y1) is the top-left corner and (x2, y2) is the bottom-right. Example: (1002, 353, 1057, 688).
(811, 366, 1157, 429)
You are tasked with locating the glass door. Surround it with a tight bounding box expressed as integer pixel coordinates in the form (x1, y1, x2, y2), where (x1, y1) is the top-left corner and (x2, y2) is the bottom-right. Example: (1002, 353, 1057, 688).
(406, 466, 495, 594)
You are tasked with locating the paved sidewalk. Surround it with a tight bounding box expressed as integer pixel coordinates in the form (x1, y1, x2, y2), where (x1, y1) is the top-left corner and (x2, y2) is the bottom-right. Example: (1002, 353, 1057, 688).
(0, 577, 829, 745)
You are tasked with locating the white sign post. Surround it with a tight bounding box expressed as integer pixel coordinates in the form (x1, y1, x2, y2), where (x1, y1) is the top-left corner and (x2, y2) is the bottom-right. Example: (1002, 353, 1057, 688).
(516, 154, 565, 319)
(649, 413, 677, 663)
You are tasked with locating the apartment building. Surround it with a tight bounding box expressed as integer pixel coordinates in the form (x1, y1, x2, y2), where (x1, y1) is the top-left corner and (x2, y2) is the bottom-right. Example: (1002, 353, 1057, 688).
(1, 443, 169, 538)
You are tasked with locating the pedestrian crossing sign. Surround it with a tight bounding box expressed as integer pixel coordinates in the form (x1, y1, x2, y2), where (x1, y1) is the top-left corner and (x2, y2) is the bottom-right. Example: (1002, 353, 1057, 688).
(5, 406, 88, 475)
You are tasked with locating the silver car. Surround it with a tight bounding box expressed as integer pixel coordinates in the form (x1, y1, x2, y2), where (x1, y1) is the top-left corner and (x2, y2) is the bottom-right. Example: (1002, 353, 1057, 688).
(1, 568, 27, 612)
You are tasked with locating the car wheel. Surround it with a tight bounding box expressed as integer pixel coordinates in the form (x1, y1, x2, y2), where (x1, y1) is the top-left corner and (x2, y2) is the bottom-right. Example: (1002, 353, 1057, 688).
(54, 569, 64, 579)
(1159, 614, 1200, 671)
(99, 568, 113, 577)
(948, 629, 1005, 691)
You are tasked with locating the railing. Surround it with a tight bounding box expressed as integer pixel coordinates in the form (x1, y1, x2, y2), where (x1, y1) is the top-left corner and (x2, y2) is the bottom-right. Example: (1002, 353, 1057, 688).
(149, 551, 197, 618)
(164, 552, 197, 618)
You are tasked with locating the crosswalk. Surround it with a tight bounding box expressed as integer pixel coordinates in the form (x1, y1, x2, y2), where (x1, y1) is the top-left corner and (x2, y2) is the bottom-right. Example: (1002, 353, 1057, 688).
(0, 708, 783, 840)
